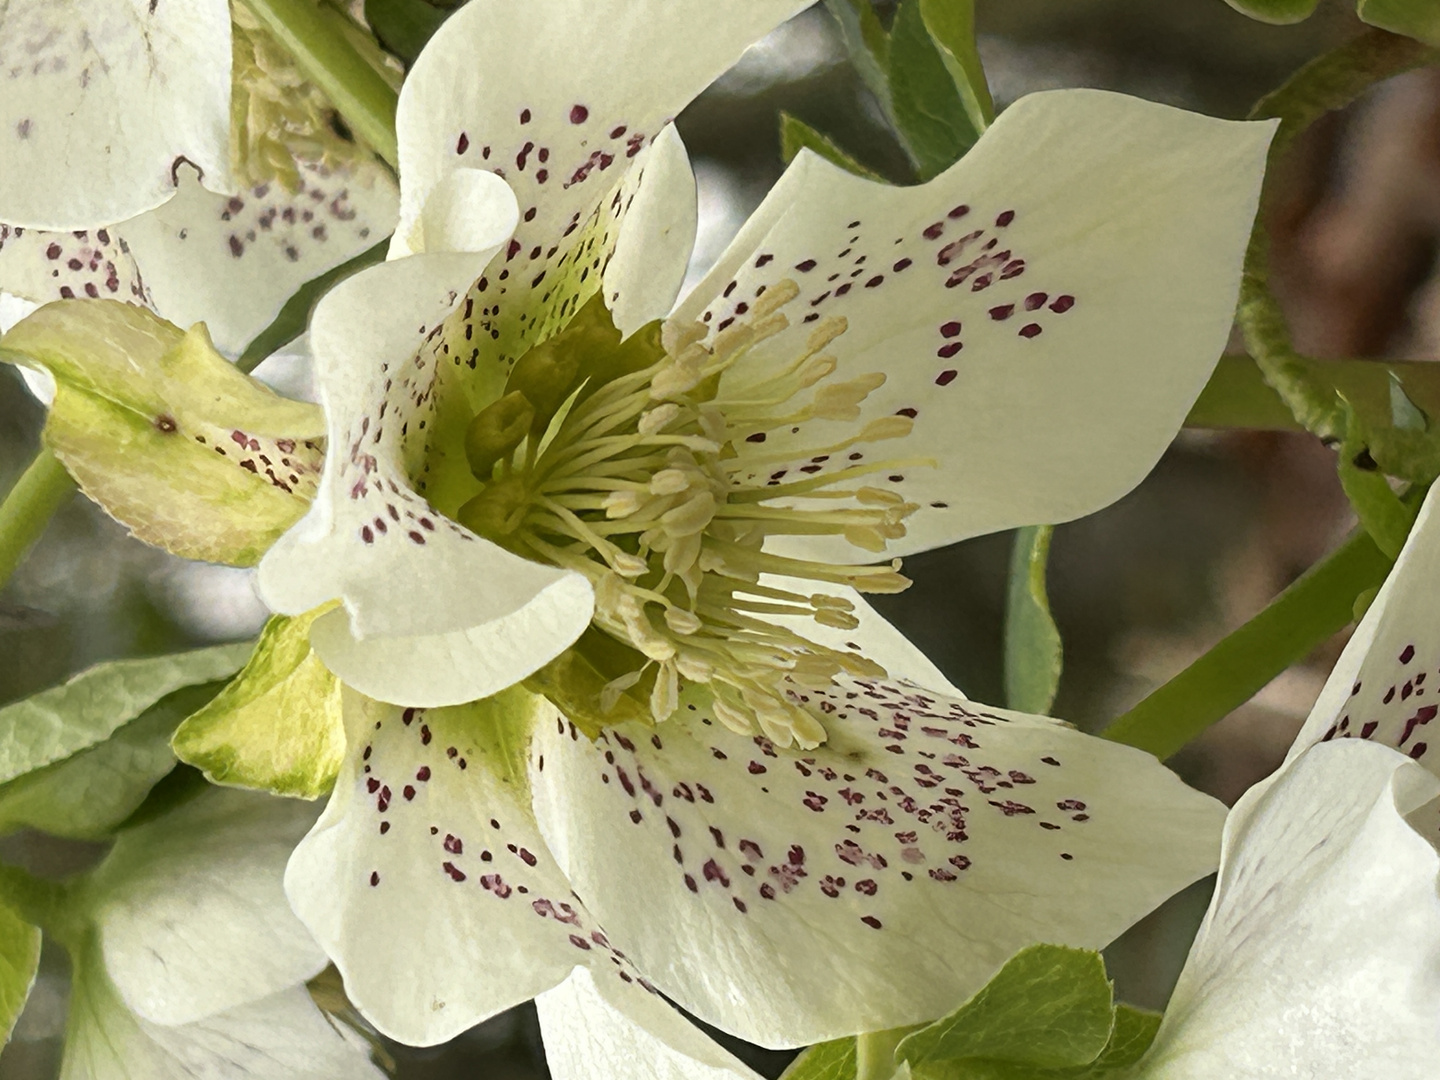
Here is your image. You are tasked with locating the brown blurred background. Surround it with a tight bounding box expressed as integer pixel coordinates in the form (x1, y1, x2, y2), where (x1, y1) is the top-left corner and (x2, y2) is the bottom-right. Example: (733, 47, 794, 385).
(4, 0, 1437, 1075)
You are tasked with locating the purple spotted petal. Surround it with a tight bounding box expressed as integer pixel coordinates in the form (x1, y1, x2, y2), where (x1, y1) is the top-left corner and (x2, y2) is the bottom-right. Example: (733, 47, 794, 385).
(530, 675, 1224, 1048)
(0, 0, 232, 231)
(1141, 739, 1440, 1079)
(284, 691, 632, 1046)
(0, 222, 149, 307)
(674, 89, 1275, 558)
(1293, 484, 1440, 773)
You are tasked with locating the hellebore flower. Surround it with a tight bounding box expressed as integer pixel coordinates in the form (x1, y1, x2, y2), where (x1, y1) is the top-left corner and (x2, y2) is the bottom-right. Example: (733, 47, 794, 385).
(51, 787, 385, 1079)
(240, 0, 1276, 1053)
(1135, 485, 1440, 1079)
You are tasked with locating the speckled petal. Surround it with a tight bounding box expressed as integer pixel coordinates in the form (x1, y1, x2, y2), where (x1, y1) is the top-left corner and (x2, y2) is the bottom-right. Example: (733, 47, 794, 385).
(673, 90, 1275, 558)
(1139, 739, 1440, 1079)
(537, 967, 763, 1080)
(530, 676, 1224, 1048)
(1289, 483, 1440, 772)
(257, 172, 595, 708)
(284, 690, 627, 1047)
(88, 787, 326, 1027)
(120, 161, 399, 357)
(0, 0, 232, 231)
(0, 222, 149, 307)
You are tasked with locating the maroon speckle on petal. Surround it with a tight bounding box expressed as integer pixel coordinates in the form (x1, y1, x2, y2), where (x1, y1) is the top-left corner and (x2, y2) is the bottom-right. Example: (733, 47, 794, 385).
(1019, 323, 1043, 339)
(456, 132, 469, 154)
(570, 104, 590, 124)
(936, 369, 958, 386)
(1050, 295, 1075, 313)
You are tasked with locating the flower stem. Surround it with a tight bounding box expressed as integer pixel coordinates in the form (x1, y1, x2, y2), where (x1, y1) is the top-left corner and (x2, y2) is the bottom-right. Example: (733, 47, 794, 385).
(1101, 529, 1394, 760)
(0, 448, 75, 591)
(855, 1029, 905, 1080)
(239, 0, 400, 167)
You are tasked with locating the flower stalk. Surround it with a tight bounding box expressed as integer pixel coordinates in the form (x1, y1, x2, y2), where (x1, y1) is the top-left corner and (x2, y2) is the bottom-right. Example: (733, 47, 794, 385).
(0, 448, 74, 591)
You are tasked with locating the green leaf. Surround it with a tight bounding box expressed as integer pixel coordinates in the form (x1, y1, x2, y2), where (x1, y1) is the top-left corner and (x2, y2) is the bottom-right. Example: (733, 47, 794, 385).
(0, 681, 227, 840)
(0, 645, 252, 786)
(918, 0, 993, 133)
(781, 1038, 859, 1080)
(780, 113, 885, 181)
(1358, 0, 1440, 44)
(1336, 403, 1419, 560)
(1004, 525, 1062, 716)
(172, 611, 344, 799)
(0, 903, 40, 1046)
(896, 945, 1114, 1070)
(823, 0, 892, 108)
(885, 0, 980, 179)
(1088, 1006, 1161, 1070)
(1223, 0, 1321, 23)
(363, 0, 454, 65)
(1, 302, 325, 566)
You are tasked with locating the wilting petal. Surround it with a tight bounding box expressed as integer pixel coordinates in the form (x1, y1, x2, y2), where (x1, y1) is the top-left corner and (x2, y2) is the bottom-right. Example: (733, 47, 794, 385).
(1, 301, 324, 565)
(673, 90, 1274, 558)
(63, 945, 383, 1080)
(284, 690, 624, 1046)
(538, 967, 763, 1080)
(1138, 739, 1440, 1079)
(531, 676, 1223, 1047)
(1290, 483, 1440, 771)
(257, 182, 597, 706)
(0, 0, 232, 231)
(87, 787, 326, 1026)
(120, 162, 399, 357)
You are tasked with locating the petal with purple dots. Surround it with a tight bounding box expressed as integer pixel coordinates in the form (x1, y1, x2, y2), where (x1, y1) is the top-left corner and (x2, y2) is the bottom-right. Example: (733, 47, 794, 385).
(284, 689, 626, 1046)
(530, 675, 1225, 1048)
(673, 89, 1276, 559)
(0, 0, 232, 231)
(1139, 738, 1440, 1079)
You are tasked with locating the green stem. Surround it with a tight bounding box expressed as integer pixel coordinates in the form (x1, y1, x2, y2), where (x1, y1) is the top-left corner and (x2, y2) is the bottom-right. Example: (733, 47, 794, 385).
(0, 862, 69, 937)
(1102, 530, 1394, 760)
(239, 0, 400, 166)
(0, 448, 75, 590)
(855, 1030, 905, 1080)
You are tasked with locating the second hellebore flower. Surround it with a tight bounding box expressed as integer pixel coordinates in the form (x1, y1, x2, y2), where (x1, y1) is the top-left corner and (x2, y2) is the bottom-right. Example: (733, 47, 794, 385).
(240, 0, 1277, 1052)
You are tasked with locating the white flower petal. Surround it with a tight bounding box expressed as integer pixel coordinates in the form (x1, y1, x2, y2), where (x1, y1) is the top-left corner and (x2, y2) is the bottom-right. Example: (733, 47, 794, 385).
(602, 125, 698, 336)
(258, 176, 595, 707)
(0, 0, 232, 231)
(89, 787, 326, 1027)
(284, 691, 623, 1047)
(120, 162, 399, 358)
(537, 967, 763, 1080)
(63, 946, 384, 1080)
(531, 676, 1224, 1048)
(1139, 739, 1440, 1079)
(1289, 483, 1440, 772)
(0, 223, 148, 307)
(673, 90, 1275, 558)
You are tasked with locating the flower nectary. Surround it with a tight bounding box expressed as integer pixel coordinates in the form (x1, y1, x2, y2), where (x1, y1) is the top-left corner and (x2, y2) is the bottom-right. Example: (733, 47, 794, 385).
(446, 283, 931, 747)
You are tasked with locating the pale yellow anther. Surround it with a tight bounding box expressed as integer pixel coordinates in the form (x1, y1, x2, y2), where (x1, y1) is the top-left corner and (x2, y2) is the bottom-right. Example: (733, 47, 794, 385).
(649, 468, 693, 496)
(611, 552, 650, 578)
(651, 661, 680, 722)
(843, 525, 889, 553)
(663, 608, 702, 635)
(602, 489, 644, 518)
(797, 355, 837, 388)
(853, 569, 911, 595)
(711, 696, 755, 736)
(618, 597, 676, 662)
(650, 360, 704, 400)
(806, 316, 848, 353)
(662, 319, 709, 356)
(860, 415, 914, 442)
(814, 607, 861, 630)
(639, 403, 682, 436)
(753, 279, 801, 318)
(676, 653, 714, 682)
(698, 406, 727, 445)
(813, 372, 887, 420)
(857, 486, 905, 507)
(661, 491, 717, 537)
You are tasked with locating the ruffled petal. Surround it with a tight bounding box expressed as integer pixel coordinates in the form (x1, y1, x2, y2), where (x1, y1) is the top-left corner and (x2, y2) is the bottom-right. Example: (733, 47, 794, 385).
(87, 787, 326, 1026)
(0, 0, 232, 231)
(1289, 483, 1440, 772)
(284, 690, 626, 1046)
(119, 162, 399, 357)
(1139, 739, 1440, 1079)
(531, 676, 1224, 1047)
(537, 967, 763, 1080)
(257, 174, 596, 707)
(672, 90, 1275, 558)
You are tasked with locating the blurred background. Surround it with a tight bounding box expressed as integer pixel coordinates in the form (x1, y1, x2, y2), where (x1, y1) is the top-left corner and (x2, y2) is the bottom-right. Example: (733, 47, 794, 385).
(3, 0, 1437, 1075)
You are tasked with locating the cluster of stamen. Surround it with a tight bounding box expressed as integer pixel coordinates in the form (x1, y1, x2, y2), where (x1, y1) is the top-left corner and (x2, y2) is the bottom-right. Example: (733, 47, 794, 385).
(230, 6, 383, 189)
(458, 282, 926, 748)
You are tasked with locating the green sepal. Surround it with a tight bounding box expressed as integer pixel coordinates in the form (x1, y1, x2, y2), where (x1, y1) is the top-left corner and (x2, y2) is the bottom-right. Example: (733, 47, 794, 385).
(781, 1037, 860, 1080)
(1357, 0, 1440, 43)
(0, 644, 252, 786)
(1336, 401, 1420, 560)
(0, 681, 227, 840)
(918, 0, 993, 133)
(172, 610, 345, 799)
(883, 0, 981, 179)
(1004, 525, 1062, 716)
(363, 0, 455, 64)
(0, 903, 41, 1047)
(1223, 0, 1321, 23)
(780, 113, 884, 180)
(1, 301, 325, 566)
(896, 945, 1115, 1071)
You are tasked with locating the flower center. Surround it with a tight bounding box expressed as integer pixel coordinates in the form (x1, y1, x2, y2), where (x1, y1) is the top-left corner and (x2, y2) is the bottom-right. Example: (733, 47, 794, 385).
(456, 284, 927, 748)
